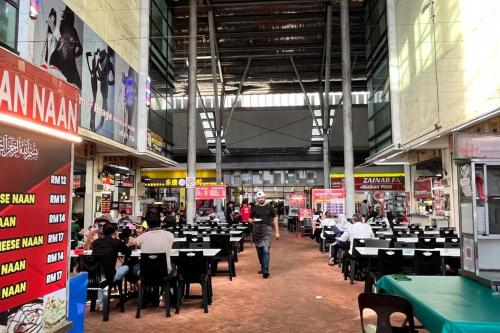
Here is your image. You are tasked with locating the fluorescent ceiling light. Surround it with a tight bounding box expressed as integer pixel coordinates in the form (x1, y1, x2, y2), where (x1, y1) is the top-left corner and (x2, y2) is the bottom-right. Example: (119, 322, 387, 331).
(375, 161, 410, 165)
(0, 113, 82, 143)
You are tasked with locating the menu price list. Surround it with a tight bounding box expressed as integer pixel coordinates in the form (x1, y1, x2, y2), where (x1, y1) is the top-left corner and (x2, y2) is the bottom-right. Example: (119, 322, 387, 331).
(0, 125, 72, 331)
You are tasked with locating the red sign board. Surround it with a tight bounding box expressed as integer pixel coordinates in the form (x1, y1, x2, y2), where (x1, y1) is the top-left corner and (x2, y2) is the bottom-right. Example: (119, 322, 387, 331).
(195, 185, 226, 200)
(0, 47, 80, 135)
(312, 189, 344, 203)
(414, 177, 433, 199)
(331, 176, 405, 191)
(0, 124, 72, 313)
(299, 208, 312, 221)
(288, 192, 307, 208)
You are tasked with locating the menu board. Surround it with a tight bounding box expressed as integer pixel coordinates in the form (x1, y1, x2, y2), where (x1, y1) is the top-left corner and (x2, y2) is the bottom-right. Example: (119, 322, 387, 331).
(0, 125, 72, 331)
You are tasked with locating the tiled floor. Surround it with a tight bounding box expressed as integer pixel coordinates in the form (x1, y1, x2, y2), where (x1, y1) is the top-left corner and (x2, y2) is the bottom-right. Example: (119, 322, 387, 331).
(85, 226, 365, 332)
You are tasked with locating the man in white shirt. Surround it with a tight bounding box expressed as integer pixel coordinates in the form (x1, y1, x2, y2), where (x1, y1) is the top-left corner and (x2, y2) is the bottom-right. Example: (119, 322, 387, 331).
(331, 214, 374, 262)
(339, 214, 375, 254)
(311, 211, 335, 242)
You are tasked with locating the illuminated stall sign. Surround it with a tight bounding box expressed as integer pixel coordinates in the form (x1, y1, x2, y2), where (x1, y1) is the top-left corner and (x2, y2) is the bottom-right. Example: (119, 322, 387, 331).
(288, 192, 307, 208)
(331, 176, 405, 191)
(145, 178, 216, 188)
(0, 47, 76, 330)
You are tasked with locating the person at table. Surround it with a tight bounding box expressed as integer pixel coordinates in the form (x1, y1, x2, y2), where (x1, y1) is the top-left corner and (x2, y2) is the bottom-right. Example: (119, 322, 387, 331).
(162, 210, 178, 229)
(130, 217, 175, 277)
(84, 215, 113, 250)
(159, 210, 167, 225)
(250, 191, 280, 279)
(118, 209, 132, 228)
(92, 222, 131, 310)
(331, 213, 374, 264)
(310, 211, 335, 242)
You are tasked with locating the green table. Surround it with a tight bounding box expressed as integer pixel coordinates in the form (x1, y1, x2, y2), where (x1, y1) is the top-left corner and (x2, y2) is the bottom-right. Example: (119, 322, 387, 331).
(377, 275, 500, 333)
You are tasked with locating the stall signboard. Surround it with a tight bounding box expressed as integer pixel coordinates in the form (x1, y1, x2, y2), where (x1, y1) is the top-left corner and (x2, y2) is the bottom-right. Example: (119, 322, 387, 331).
(454, 132, 500, 159)
(0, 48, 79, 136)
(414, 177, 434, 199)
(313, 189, 345, 215)
(299, 208, 312, 221)
(195, 186, 226, 200)
(0, 46, 77, 331)
(331, 176, 405, 191)
(147, 129, 165, 155)
(288, 192, 307, 208)
(312, 189, 344, 203)
(144, 178, 216, 188)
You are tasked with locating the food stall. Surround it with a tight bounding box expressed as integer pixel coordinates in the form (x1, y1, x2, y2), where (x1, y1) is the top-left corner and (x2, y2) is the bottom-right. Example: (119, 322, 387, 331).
(455, 133, 500, 290)
(0, 48, 80, 331)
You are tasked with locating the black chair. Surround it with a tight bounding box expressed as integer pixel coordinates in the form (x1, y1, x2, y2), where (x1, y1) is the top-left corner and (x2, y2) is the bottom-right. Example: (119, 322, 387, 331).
(320, 226, 335, 253)
(440, 229, 458, 238)
(79, 255, 125, 322)
(136, 253, 176, 318)
(394, 242, 416, 249)
(424, 226, 437, 231)
(393, 230, 405, 237)
(409, 224, 420, 231)
(364, 239, 391, 248)
(188, 236, 209, 249)
(444, 238, 460, 248)
(413, 250, 441, 275)
(176, 251, 210, 314)
(417, 238, 437, 249)
(365, 249, 404, 292)
(209, 234, 236, 280)
(358, 292, 418, 333)
(345, 239, 370, 284)
(300, 218, 313, 236)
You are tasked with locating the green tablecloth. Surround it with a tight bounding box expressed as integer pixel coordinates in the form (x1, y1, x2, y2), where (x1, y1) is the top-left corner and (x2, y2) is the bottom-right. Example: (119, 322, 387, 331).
(377, 275, 500, 333)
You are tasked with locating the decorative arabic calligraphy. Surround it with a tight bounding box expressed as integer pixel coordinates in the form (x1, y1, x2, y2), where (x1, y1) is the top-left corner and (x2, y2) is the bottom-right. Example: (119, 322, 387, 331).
(0, 135, 39, 160)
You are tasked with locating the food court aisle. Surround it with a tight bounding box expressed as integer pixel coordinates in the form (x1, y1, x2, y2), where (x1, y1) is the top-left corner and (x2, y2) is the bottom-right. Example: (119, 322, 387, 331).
(85, 226, 364, 332)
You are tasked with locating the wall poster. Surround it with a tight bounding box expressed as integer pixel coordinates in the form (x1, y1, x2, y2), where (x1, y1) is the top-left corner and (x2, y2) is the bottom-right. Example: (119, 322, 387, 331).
(33, 0, 139, 148)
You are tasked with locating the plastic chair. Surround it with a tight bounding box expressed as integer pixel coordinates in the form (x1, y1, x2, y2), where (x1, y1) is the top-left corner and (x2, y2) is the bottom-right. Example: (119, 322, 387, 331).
(364, 239, 391, 248)
(416, 238, 437, 249)
(176, 251, 210, 314)
(393, 242, 415, 249)
(79, 255, 125, 322)
(365, 249, 404, 292)
(413, 250, 441, 275)
(440, 229, 458, 238)
(301, 218, 313, 236)
(444, 238, 460, 248)
(358, 292, 417, 333)
(136, 253, 176, 318)
(345, 239, 370, 284)
(209, 234, 236, 280)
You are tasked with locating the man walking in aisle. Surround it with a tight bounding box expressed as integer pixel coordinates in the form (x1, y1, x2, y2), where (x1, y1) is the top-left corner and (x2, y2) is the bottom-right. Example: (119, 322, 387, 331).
(250, 191, 279, 278)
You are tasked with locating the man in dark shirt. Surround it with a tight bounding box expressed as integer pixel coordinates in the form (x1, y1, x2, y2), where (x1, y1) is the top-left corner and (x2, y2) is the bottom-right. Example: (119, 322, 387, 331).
(92, 223, 131, 307)
(250, 191, 279, 278)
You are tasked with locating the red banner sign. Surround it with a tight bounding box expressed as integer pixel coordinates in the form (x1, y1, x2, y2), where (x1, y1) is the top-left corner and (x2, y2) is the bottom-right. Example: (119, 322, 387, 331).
(0, 47, 80, 136)
(195, 185, 226, 200)
(299, 208, 312, 221)
(0, 124, 72, 314)
(288, 192, 307, 208)
(331, 176, 405, 191)
(312, 189, 344, 203)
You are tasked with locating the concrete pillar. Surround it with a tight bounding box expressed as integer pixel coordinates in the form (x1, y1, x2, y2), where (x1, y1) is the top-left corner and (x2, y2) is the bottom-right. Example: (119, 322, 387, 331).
(186, 0, 197, 224)
(323, 2, 332, 189)
(341, 0, 355, 217)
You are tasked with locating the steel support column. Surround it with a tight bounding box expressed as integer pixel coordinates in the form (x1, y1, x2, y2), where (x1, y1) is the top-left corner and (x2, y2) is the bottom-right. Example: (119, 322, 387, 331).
(341, 0, 354, 217)
(323, 2, 332, 189)
(186, 0, 197, 224)
(208, 7, 223, 213)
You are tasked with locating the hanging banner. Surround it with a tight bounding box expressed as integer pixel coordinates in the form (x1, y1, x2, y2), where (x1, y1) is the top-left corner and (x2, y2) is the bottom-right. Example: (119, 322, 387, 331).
(288, 192, 307, 208)
(414, 177, 433, 199)
(195, 185, 226, 200)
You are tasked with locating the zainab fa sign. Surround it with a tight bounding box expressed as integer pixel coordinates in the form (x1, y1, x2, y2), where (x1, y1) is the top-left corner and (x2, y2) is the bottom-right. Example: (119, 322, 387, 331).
(331, 176, 405, 191)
